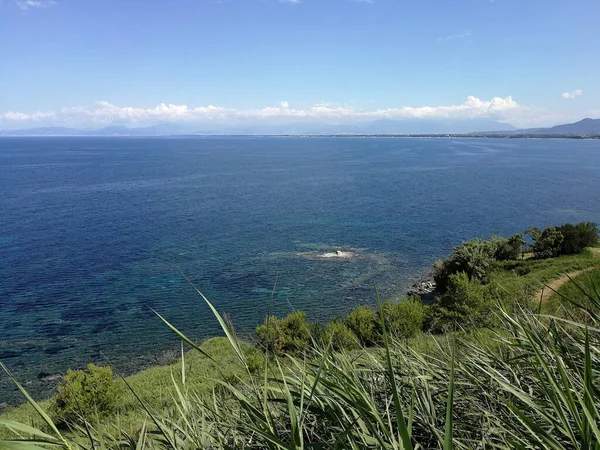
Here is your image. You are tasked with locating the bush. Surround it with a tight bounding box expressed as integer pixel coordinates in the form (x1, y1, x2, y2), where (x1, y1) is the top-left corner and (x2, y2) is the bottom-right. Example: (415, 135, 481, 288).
(531, 226, 564, 259)
(344, 305, 377, 345)
(244, 347, 265, 374)
(50, 363, 123, 426)
(557, 222, 599, 254)
(379, 297, 425, 340)
(494, 234, 525, 261)
(428, 272, 493, 332)
(433, 239, 497, 291)
(255, 311, 311, 356)
(321, 321, 359, 350)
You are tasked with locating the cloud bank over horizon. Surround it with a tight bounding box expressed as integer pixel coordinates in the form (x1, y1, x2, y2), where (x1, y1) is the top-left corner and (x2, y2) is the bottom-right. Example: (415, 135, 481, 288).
(0, 95, 571, 131)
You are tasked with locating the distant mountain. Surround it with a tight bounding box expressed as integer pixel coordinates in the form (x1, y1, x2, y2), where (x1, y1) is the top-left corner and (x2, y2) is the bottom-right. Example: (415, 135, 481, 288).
(0, 127, 86, 136)
(3, 118, 598, 137)
(0, 124, 183, 137)
(529, 118, 600, 136)
(194, 119, 515, 135)
(474, 118, 600, 137)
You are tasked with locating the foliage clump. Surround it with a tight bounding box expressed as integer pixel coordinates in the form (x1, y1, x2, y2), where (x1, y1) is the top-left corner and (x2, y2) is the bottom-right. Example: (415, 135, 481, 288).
(557, 222, 599, 254)
(321, 321, 359, 350)
(427, 272, 494, 332)
(379, 296, 426, 340)
(528, 226, 564, 259)
(50, 363, 123, 426)
(255, 311, 311, 356)
(527, 222, 598, 259)
(493, 233, 525, 261)
(344, 305, 377, 346)
(433, 239, 498, 292)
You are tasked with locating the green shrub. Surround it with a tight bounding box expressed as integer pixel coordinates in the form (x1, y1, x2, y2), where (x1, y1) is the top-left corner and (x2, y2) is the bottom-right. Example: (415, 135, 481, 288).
(321, 321, 359, 350)
(244, 347, 265, 374)
(428, 272, 493, 332)
(50, 363, 123, 426)
(379, 297, 425, 340)
(531, 226, 564, 259)
(433, 239, 497, 291)
(255, 311, 311, 356)
(344, 305, 377, 345)
(494, 234, 525, 261)
(557, 222, 599, 254)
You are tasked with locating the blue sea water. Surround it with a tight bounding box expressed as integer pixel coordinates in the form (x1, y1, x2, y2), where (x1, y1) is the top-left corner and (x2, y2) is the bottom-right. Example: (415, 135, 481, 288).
(1, 136, 600, 404)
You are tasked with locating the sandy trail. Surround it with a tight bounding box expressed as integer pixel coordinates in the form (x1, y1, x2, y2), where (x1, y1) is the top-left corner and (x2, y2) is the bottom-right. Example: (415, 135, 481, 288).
(532, 247, 600, 304)
(534, 267, 595, 304)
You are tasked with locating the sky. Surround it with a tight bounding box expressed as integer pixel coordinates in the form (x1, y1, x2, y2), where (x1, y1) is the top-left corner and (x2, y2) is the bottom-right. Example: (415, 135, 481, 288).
(0, 0, 599, 131)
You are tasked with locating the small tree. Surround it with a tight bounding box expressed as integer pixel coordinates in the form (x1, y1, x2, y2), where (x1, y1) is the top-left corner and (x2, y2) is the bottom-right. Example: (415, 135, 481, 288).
(433, 239, 497, 291)
(50, 364, 123, 426)
(379, 297, 425, 340)
(256, 311, 311, 356)
(321, 321, 359, 350)
(428, 272, 493, 333)
(345, 305, 377, 346)
(532, 226, 564, 259)
(495, 234, 525, 261)
(558, 222, 599, 254)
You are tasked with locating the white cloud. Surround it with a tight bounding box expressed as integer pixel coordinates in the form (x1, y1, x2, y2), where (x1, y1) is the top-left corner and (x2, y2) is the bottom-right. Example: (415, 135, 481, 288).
(0, 96, 556, 129)
(438, 30, 471, 42)
(16, 0, 56, 10)
(561, 89, 583, 99)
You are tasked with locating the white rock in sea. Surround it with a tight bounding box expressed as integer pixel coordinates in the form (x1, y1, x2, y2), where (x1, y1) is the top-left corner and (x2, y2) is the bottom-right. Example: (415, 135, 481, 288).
(321, 250, 354, 258)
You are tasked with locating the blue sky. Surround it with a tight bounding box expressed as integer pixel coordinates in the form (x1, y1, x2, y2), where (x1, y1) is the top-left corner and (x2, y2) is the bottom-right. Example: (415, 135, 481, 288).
(1, 0, 598, 130)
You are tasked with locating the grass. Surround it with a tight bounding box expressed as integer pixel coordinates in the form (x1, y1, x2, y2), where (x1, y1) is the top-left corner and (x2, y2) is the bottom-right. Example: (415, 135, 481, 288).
(545, 266, 600, 317)
(4, 281, 600, 448)
(0, 337, 260, 439)
(489, 249, 599, 309)
(2, 248, 600, 448)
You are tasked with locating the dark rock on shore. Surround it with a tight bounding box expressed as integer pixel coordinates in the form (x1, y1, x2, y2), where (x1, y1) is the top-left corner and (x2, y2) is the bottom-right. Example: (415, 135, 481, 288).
(407, 276, 436, 297)
(38, 372, 63, 383)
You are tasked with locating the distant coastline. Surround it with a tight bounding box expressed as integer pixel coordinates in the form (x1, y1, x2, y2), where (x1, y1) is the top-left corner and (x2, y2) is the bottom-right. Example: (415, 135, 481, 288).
(1, 134, 599, 139)
(2, 117, 599, 138)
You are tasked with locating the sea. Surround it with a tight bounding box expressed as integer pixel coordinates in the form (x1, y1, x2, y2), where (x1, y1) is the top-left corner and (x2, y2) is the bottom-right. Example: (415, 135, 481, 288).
(1, 136, 600, 405)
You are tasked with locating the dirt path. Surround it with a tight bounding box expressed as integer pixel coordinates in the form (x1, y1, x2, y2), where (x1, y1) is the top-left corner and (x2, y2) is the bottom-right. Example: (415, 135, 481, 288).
(533, 247, 600, 304)
(534, 268, 595, 304)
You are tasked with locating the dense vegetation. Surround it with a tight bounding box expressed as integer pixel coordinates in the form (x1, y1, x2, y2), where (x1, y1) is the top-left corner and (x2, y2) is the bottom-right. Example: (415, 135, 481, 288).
(1, 221, 599, 449)
(254, 222, 598, 350)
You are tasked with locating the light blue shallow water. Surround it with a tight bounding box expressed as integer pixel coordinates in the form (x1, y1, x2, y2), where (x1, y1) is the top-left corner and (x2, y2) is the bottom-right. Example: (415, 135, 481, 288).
(1, 136, 599, 404)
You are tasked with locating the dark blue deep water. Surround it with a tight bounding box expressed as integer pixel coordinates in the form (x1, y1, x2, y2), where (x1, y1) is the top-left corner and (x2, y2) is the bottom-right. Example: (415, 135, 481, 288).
(1, 137, 600, 404)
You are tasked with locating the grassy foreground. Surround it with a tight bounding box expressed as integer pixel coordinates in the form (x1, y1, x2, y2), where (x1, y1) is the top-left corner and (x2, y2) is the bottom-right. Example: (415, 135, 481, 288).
(0, 338, 259, 439)
(1, 247, 600, 448)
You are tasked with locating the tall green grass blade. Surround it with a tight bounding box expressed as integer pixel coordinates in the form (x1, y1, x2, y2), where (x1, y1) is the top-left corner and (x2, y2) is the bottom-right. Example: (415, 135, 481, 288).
(135, 420, 147, 450)
(110, 364, 179, 450)
(0, 362, 71, 450)
(179, 270, 248, 369)
(0, 442, 66, 450)
(375, 284, 413, 450)
(444, 349, 455, 450)
(181, 339, 186, 386)
(0, 420, 61, 444)
(152, 309, 217, 363)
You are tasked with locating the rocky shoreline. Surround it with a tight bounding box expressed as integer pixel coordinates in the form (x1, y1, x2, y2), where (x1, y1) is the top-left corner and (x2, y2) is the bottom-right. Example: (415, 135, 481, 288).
(407, 275, 437, 304)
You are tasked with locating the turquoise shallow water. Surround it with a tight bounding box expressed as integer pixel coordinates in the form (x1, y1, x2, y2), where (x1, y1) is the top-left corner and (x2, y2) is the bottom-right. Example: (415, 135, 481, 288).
(1, 136, 600, 404)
